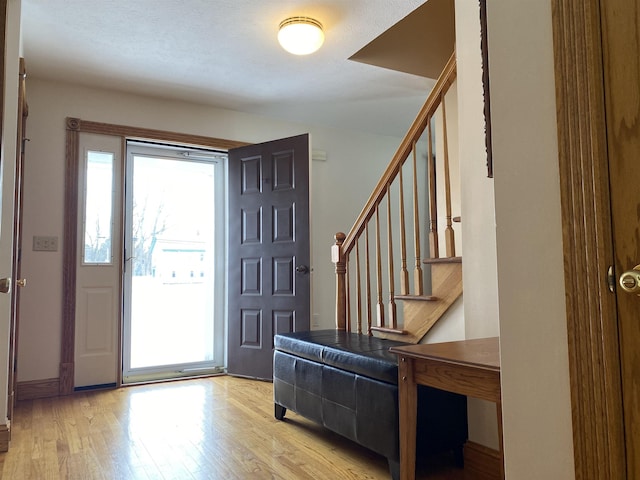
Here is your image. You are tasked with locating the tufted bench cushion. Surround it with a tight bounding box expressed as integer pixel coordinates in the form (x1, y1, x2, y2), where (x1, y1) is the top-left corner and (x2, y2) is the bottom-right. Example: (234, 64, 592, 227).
(274, 329, 408, 384)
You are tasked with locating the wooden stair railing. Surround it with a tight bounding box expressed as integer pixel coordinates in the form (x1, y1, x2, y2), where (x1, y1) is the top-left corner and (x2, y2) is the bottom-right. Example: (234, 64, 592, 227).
(332, 51, 461, 340)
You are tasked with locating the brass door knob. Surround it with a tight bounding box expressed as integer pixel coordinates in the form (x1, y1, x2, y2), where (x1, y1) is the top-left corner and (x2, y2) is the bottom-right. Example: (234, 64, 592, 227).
(619, 265, 640, 295)
(16, 279, 26, 287)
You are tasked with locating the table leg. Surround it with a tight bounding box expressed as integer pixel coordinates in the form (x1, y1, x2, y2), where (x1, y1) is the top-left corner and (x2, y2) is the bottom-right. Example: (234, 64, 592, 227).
(497, 401, 505, 479)
(398, 356, 417, 480)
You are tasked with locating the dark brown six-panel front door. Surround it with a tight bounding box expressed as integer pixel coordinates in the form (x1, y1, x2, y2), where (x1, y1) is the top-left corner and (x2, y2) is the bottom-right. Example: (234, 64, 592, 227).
(227, 134, 311, 380)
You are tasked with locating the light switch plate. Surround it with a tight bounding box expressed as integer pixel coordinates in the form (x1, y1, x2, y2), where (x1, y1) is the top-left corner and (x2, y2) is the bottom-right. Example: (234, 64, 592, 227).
(33, 235, 58, 252)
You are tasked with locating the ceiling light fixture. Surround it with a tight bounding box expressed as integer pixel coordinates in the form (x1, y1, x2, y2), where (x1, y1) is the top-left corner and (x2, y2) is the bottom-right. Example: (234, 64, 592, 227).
(278, 17, 325, 55)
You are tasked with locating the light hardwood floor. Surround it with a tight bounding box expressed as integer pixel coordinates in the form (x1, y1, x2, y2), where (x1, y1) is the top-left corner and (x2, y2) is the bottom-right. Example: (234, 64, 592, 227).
(0, 376, 465, 479)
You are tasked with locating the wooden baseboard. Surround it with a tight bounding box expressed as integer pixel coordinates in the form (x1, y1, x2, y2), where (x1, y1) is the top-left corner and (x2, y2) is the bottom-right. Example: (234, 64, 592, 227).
(17, 378, 60, 401)
(464, 441, 501, 479)
(0, 423, 9, 452)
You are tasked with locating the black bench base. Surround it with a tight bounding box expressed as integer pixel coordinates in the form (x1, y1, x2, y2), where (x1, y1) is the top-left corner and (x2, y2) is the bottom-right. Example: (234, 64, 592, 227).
(273, 330, 467, 480)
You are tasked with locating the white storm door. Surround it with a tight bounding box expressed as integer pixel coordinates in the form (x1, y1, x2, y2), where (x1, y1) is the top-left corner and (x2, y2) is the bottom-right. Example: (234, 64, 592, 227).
(122, 143, 226, 383)
(75, 133, 122, 389)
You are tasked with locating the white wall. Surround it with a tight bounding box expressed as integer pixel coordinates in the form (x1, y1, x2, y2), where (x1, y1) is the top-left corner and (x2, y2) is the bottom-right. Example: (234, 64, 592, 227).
(488, 1, 575, 478)
(17, 77, 410, 382)
(455, 0, 501, 450)
(455, 0, 499, 339)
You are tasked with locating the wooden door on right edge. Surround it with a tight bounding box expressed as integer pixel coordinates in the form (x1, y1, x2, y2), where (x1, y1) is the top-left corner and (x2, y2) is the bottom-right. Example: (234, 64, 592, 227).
(601, 1, 640, 476)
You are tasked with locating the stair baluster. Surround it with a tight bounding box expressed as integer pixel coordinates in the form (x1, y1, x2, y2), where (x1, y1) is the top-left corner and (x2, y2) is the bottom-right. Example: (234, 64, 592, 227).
(375, 205, 385, 328)
(428, 122, 439, 259)
(398, 166, 409, 296)
(345, 255, 352, 333)
(442, 95, 455, 257)
(386, 185, 397, 328)
(333, 232, 347, 331)
(365, 224, 373, 334)
(355, 240, 362, 334)
(412, 141, 424, 295)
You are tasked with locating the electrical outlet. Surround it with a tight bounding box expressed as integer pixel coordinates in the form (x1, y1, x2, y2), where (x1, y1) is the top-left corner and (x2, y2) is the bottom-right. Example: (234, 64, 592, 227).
(33, 235, 59, 252)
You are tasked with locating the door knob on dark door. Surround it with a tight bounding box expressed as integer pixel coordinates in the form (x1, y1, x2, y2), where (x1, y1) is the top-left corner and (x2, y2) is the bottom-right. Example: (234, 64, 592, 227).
(619, 265, 640, 295)
(296, 265, 310, 274)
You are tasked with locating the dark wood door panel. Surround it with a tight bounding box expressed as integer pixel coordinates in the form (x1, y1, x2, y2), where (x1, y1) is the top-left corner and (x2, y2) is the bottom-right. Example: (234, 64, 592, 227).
(227, 134, 310, 380)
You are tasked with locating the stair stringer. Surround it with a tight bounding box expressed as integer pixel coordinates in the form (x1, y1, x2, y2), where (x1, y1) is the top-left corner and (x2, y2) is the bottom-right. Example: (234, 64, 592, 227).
(375, 262, 463, 344)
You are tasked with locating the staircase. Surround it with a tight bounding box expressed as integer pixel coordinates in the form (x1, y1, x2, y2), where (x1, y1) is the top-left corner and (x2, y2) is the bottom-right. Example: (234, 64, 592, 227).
(332, 52, 461, 344)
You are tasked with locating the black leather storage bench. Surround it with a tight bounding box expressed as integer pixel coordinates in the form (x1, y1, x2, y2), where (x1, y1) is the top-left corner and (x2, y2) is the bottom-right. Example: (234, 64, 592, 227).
(273, 330, 468, 480)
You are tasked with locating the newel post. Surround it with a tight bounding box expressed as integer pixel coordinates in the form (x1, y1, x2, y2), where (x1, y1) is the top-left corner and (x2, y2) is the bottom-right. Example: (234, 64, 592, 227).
(332, 232, 347, 330)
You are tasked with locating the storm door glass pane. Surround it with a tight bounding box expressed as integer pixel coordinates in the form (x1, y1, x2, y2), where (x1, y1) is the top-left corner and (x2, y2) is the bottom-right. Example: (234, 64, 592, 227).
(128, 155, 216, 369)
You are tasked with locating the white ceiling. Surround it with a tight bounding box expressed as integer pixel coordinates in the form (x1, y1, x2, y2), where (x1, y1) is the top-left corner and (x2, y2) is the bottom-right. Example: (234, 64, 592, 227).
(21, 0, 433, 137)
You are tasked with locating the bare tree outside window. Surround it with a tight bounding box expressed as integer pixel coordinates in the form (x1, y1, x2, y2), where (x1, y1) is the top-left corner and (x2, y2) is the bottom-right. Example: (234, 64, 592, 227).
(84, 217, 111, 263)
(131, 197, 168, 276)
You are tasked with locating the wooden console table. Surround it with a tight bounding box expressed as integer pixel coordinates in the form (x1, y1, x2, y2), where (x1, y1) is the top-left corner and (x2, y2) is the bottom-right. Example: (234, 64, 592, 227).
(390, 337, 502, 480)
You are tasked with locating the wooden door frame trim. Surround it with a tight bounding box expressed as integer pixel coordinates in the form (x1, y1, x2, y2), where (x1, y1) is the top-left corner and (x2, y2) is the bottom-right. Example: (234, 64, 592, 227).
(0, 0, 5, 143)
(551, 1, 627, 477)
(0, 0, 7, 451)
(8, 57, 27, 422)
(61, 117, 248, 394)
